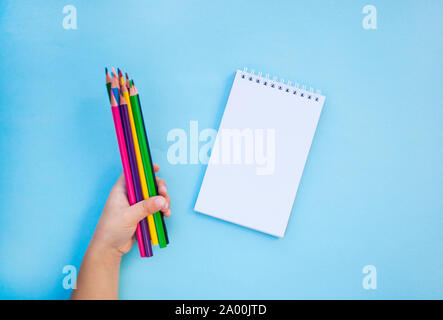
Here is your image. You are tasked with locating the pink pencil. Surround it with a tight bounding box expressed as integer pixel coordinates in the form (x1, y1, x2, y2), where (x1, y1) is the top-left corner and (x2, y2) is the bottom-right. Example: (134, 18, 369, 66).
(110, 89, 147, 257)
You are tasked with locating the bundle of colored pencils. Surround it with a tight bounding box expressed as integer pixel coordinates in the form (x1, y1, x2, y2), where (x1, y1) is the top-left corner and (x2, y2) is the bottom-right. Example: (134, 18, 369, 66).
(105, 67, 169, 258)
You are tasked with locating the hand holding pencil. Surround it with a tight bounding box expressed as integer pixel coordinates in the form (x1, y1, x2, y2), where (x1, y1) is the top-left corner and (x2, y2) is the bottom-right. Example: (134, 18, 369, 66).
(71, 169, 171, 300)
(105, 67, 170, 258)
(91, 167, 171, 257)
(71, 67, 173, 299)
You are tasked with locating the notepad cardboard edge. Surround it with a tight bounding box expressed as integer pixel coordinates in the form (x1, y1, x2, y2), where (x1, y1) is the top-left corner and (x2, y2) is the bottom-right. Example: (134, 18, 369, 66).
(194, 204, 285, 238)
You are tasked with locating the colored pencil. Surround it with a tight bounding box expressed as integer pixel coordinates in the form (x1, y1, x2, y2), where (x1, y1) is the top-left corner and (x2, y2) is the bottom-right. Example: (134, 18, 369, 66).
(135, 82, 169, 244)
(132, 82, 169, 246)
(106, 68, 171, 257)
(119, 92, 153, 257)
(121, 81, 160, 245)
(125, 73, 130, 89)
(109, 90, 147, 258)
(112, 67, 118, 79)
(105, 68, 112, 103)
(110, 76, 120, 106)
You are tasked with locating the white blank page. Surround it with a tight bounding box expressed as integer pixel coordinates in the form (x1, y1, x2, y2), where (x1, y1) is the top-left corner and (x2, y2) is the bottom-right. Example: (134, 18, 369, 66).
(195, 70, 325, 237)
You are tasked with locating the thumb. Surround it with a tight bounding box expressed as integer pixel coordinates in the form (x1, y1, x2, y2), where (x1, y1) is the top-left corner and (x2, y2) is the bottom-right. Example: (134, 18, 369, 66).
(124, 196, 168, 226)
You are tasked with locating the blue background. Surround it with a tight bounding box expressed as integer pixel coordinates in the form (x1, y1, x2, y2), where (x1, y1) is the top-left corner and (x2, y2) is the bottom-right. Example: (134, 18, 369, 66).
(0, 0, 442, 299)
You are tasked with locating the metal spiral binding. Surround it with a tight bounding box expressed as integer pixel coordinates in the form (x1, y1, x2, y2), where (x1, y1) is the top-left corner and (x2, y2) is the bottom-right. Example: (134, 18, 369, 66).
(240, 67, 322, 102)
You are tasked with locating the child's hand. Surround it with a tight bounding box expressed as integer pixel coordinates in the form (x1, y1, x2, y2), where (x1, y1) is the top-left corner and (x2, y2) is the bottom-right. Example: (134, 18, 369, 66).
(91, 164, 171, 257)
(71, 164, 171, 299)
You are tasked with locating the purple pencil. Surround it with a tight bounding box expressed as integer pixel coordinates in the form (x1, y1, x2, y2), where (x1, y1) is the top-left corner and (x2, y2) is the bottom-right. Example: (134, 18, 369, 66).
(119, 92, 153, 257)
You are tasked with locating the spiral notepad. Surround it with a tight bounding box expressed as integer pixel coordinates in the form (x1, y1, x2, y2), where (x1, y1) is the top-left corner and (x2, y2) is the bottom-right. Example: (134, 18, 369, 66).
(195, 69, 325, 237)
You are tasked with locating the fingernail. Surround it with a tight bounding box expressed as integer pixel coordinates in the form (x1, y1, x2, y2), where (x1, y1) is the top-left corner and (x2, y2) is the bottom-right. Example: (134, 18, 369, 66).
(160, 186, 167, 193)
(164, 201, 169, 210)
(155, 197, 165, 209)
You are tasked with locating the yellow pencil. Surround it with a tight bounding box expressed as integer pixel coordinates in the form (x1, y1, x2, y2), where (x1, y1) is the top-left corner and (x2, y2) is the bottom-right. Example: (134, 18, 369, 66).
(120, 75, 159, 245)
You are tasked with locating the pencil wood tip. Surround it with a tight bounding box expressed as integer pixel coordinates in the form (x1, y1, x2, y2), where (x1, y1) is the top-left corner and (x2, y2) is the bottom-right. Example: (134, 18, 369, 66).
(119, 92, 127, 104)
(111, 77, 121, 90)
(105, 67, 112, 83)
(120, 81, 128, 92)
(110, 89, 118, 106)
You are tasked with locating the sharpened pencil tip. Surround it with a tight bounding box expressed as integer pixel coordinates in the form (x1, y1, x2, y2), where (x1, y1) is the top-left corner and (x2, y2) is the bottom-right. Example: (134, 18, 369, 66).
(109, 89, 118, 106)
(105, 67, 112, 83)
(120, 92, 126, 104)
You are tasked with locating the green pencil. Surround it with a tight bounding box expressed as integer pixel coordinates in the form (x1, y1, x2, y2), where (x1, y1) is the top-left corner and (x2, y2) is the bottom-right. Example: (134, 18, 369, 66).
(129, 83, 168, 248)
(105, 68, 112, 102)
